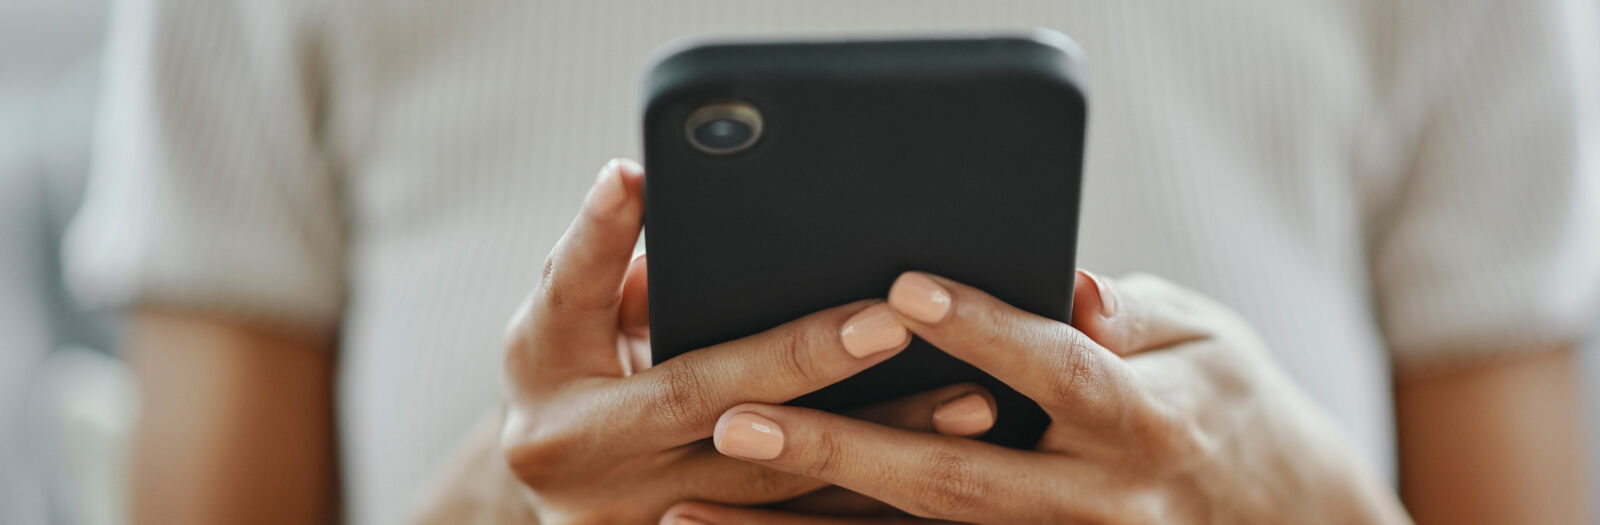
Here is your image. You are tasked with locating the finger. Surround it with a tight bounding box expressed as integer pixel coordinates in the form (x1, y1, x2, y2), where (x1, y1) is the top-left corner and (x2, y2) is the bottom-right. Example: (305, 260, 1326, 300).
(1070, 270, 1212, 356)
(844, 383, 996, 437)
(765, 487, 900, 518)
(598, 300, 912, 453)
(505, 383, 984, 506)
(664, 502, 953, 525)
(664, 385, 995, 507)
(664, 446, 836, 507)
(509, 158, 646, 381)
(885, 271, 1137, 423)
(711, 404, 1091, 523)
(504, 435, 830, 507)
(619, 253, 652, 374)
(620, 253, 650, 337)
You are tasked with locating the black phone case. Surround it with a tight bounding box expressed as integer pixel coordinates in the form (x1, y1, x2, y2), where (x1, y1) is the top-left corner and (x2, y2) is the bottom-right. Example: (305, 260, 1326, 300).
(643, 31, 1088, 449)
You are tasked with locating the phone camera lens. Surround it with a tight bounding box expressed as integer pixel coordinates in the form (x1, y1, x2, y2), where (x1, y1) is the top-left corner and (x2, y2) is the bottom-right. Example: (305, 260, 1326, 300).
(695, 119, 752, 149)
(686, 101, 763, 155)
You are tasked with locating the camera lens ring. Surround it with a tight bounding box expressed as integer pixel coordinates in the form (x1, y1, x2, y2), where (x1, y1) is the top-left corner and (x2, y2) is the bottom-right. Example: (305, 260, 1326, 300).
(685, 100, 763, 155)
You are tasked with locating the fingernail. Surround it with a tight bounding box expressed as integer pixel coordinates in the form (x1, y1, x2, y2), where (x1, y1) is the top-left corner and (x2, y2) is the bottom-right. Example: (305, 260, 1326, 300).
(670, 518, 709, 525)
(1080, 269, 1118, 317)
(587, 159, 627, 216)
(716, 412, 784, 460)
(932, 393, 995, 436)
(839, 303, 909, 358)
(616, 158, 645, 182)
(888, 272, 952, 323)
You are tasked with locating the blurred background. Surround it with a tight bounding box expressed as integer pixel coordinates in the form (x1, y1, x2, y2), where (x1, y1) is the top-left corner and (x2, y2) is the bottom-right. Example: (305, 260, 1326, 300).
(1, 0, 1597, 523)
(3, 1, 123, 523)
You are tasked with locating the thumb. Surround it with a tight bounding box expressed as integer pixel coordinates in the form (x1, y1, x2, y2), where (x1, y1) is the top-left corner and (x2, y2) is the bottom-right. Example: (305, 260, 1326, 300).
(1071, 270, 1210, 356)
(508, 159, 646, 383)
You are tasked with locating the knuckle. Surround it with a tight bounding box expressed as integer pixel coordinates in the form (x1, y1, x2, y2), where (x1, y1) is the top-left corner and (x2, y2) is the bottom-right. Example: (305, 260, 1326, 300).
(537, 257, 566, 311)
(799, 426, 848, 480)
(907, 450, 987, 519)
(1128, 404, 1206, 468)
(743, 462, 811, 498)
(501, 426, 582, 490)
(1088, 359, 1229, 470)
(536, 255, 624, 314)
(1047, 330, 1106, 410)
(650, 364, 716, 433)
(775, 324, 829, 388)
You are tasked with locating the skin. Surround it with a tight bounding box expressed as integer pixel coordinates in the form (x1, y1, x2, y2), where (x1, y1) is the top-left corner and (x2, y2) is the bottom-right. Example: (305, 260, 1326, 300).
(497, 159, 998, 523)
(1397, 348, 1588, 525)
(128, 158, 1589, 524)
(127, 311, 339, 525)
(666, 271, 1413, 524)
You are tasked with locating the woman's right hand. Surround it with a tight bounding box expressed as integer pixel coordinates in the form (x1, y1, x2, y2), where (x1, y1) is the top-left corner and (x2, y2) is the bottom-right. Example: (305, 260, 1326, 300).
(494, 159, 998, 524)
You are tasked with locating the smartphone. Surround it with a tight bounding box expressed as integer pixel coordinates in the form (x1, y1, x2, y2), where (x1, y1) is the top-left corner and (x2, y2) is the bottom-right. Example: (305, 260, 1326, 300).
(642, 30, 1088, 449)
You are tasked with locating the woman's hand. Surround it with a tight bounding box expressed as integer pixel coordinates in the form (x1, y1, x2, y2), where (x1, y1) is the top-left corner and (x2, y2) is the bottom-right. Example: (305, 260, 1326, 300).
(467, 159, 997, 524)
(664, 271, 1412, 524)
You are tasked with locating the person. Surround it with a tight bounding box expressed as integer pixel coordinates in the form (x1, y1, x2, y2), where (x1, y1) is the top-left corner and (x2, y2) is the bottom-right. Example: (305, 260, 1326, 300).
(67, 1, 1600, 524)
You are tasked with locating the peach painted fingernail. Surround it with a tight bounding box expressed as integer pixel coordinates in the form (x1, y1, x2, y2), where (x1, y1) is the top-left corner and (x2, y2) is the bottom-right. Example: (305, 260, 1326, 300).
(670, 518, 710, 525)
(840, 303, 909, 358)
(889, 272, 952, 323)
(587, 159, 627, 216)
(1079, 269, 1118, 317)
(716, 413, 784, 460)
(932, 393, 995, 436)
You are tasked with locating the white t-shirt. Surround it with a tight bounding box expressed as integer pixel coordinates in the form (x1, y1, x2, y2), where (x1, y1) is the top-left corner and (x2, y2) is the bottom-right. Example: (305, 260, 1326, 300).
(67, 1, 1600, 524)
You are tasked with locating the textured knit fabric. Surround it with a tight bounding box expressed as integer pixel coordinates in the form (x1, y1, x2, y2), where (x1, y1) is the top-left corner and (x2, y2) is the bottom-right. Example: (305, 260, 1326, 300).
(67, 1, 1600, 524)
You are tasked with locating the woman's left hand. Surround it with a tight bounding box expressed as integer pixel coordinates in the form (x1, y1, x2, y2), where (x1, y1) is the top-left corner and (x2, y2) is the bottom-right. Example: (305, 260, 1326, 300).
(662, 271, 1412, 525)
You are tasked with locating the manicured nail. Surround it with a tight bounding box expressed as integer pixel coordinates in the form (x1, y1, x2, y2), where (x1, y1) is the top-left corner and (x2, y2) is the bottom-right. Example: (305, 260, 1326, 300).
(587, 159, 627, 216)
(670, 518, 710, 525)
(888, 272, 952, 323)
(1079, 269, 1118, 317)
(840, 303, 909, 358)
(716, 412, 784, 460)
(932, 393, 995, 436)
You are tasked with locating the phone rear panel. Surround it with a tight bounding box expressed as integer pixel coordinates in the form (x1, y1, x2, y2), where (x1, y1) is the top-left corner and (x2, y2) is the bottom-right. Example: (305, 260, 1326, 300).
(643, 33, 1087, 449)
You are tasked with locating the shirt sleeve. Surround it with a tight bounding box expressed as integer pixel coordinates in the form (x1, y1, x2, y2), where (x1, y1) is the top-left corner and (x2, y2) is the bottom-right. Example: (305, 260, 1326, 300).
(1369, 0, 1600, 370)
(64, 0, 345, 331)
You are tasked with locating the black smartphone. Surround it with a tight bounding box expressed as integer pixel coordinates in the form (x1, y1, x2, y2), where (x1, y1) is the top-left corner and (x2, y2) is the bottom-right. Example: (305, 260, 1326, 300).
(642, 30, 1088, 449)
